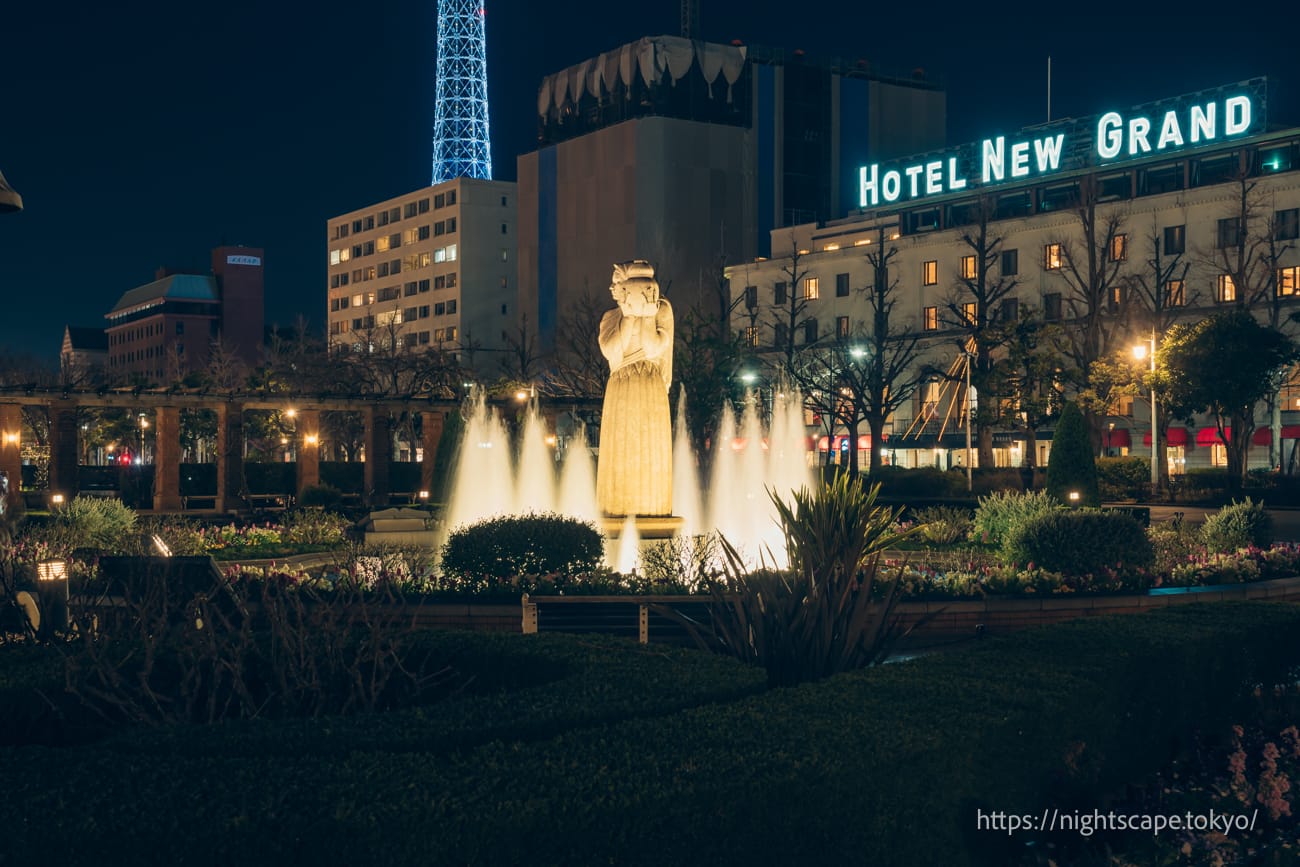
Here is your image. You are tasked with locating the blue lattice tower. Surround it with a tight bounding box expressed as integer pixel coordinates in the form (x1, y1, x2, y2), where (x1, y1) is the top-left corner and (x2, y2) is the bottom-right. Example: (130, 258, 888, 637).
(432, 0, 492, 182)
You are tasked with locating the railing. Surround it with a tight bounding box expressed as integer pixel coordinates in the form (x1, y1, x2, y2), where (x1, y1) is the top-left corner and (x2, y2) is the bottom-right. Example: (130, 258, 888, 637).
(521, 594, 716, 645)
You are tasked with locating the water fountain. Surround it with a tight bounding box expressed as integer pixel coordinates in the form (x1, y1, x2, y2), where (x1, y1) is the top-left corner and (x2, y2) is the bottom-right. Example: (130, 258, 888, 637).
(441, 258, 813, 571)
(441, 387, 813, 570)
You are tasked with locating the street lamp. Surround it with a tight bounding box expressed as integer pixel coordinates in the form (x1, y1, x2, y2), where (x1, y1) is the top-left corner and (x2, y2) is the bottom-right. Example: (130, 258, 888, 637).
(1132, 330, 1158, 489)
(138, 413, 149, 465)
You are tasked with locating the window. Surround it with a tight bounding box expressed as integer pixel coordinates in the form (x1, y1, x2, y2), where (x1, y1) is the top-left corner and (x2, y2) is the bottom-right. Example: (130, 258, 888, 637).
(1001, 249, 1019, 276)
(501, 195, 508, 206)
(1163, 224, 1186, 255)
(337, 224, 349, 238)
(378, 210, 389, 227)
(339, 273, 349, 287)
(744, 326, 759, 347)
(377, 262, 389, 278)
(447, 273, 457, 288)
(1044, 243, 1063, 270)
(363, 216, 374, 230)
(389, 207, 400, 222)
(419, 305, 430, 319)
(330, 249, 341, 266)
(1217, 274, 1237, 303)
(447, 190, 457, 205)
(404, 282, 418, 297)
(175, 322, 184, 335)
(1165, 279, 1185, 307)
(962, 302, 977, 325)
(1211, 443, 1228, 468)
(835, 273, 850, 297)
(418, 279, 430, 293)
(501, 223, 508, 235)
(403, 306, 418, 322)
(434, 221, 445, 237)
(419, 331, 430, 344)
(922, 260, 938, 286)
(434, 193, 445, 208)
(499, 248, 507, 262)
(744, 285, 758, 309)
(363, 240, 375, 256)
(804, 319, 818, 344)
(446, 299, 457, 314)
(1110, 233, 1128, 262)
(1108, 284, 1124, 313)
(330, 298, 341, 312)
(376, 236, 390, 253)
(836, 316, 850, 338)
(802, 277, 819, 300)
(1278, 267, 1300, 297)
(418, 198, 430, 213)
(774, 323, 788, 347)
(1044, 292, 1062, 321)
(434, 275, 446, 290)
(1277, 209, 1300, 241)
(418, 225, 431, 241)
(501, 277, 508, 289)
(405, 202, 418, 219)
(446, 217, 457, 234)
(403, 333, 418, 348)
(352, 220, 362, 233)
(1217, 218, 1242, 249)
(434, 302, 446, 316)
(923, 306, 938, 331)
(1000, 297, 1019, 322)
(960, 255, 977, 280)
(377, 286, 399, 302)
(774, 281, 788, 305)
(501, 303, 508, 315)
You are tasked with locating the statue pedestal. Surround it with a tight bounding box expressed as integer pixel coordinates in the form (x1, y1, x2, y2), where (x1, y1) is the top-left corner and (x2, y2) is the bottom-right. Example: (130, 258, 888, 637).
(601, 515, 684, 540)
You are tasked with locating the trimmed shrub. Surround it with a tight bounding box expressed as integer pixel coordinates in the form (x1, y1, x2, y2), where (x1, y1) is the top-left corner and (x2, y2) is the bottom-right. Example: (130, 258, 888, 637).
(1006, 509, 1154, 575)
(1201, 497, 1273, 553)
(1046, 401, 1100, 506)
(1096, 456, 1150, 501)
(47, 496, 137, 552)
(913, 505, 973, 545)
(971, 488, 1063, 550)
(865, 465, 967, 498)
(297, 483, 343, 511)
(440, 512, 604, 586)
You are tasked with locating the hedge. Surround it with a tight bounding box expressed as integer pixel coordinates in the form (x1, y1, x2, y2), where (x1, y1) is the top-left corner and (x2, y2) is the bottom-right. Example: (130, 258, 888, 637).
(4, 605, 1298, 865)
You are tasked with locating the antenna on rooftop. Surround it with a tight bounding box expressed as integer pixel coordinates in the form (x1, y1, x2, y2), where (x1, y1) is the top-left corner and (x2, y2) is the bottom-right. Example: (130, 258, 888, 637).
(681, 0, 700, 39)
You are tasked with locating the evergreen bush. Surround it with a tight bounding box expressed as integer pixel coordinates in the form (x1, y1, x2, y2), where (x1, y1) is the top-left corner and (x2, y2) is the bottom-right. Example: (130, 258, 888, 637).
(48, 496, 138, 552)
(1200, 498, 1273, 553)
(1045, 401, 1100, 506)
(1006, 509, 1154, 575)
(971, 489, 1063, 551)
(440, 513, 604, 587)
(1096, 456, 1150, 501)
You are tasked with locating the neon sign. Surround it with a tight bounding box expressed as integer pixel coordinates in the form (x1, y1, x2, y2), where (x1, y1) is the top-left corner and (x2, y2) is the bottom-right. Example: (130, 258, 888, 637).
(858, 80, 1266, 209)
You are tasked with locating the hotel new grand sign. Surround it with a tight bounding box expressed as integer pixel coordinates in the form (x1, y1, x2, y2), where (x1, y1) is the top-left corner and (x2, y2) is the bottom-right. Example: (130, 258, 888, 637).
(859, 79, 1268, 209)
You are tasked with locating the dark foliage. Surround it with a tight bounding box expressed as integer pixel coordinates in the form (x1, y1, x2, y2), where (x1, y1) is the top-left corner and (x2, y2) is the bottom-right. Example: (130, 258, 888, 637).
(1046, 401, 1100, 506)
(440, 513, 604, 587)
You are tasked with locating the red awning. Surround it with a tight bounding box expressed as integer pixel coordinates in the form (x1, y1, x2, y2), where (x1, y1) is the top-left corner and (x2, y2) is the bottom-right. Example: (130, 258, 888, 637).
(1107, 428, 1132, 448)
(1143, 427, 1189, 446)
(1196, 427, 1227, 446)
(1253, 425, 1300, 445)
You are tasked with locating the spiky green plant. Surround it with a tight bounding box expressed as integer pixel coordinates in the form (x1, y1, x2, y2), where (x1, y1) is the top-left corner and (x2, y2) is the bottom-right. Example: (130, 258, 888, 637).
(683, 473, 920, 687)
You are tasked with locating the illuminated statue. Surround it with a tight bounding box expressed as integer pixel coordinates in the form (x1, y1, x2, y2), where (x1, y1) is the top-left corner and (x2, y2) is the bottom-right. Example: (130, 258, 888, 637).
(596, 260, 673, 517)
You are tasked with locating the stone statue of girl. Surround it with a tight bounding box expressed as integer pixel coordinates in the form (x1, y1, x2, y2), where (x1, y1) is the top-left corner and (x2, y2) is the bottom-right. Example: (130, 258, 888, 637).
(595, 260, 673, 517)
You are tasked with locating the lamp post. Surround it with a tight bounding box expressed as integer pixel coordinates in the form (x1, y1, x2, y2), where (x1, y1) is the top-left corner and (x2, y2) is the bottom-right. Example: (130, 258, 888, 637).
(963, 345, 974, 492)
(1132, 330, 1158, 489)
(138, 413, 149, 465)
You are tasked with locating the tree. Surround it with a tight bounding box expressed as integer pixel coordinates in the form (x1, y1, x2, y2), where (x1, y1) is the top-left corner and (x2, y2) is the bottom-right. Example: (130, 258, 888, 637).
(1198, 172, 1297, 470)
(1158, 310, 1297, 488)
(943, 198, 1019, 467)
(765, 235, 816, 375)
(1123, 215, 1194, 489)
(1045, 401, 1099, 507)
(989, 306, 1062, 469)
(1047, 175, 1131, 446)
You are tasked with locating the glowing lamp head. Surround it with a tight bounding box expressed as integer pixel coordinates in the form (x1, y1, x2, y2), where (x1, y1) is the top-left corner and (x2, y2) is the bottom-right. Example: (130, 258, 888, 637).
(1132, 344, 1148, 361)
(305, 434, 319, 446)
(1068, 491, 1081, 503)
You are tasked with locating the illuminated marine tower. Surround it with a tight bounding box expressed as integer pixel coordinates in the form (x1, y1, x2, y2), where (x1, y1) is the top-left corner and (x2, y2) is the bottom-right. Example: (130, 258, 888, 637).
(431, 0, 493, 182)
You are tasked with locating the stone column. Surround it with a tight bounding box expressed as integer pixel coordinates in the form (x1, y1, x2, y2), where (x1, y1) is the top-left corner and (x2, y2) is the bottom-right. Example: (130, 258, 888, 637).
(152, 407, 183, 511)
(363, 406, 390, 507)
(47, 401, 79, 502)
(420, 410, 444, 499)
(0, 404, 22, 512)
(215, 402, 245, 513)
(296, 409, 321, 500)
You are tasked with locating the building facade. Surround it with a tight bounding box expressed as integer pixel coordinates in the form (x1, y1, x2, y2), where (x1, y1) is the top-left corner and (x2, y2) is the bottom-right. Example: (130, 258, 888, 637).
(326, 178, 517, 367)
(105, 246, 264, 381)
(727, 79, 1300, 474)
(517, 36, 945, 349)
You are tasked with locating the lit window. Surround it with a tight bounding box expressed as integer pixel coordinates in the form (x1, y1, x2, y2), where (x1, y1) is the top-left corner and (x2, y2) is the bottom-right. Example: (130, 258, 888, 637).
(962, 302, 977, 325)
(922, 260, 938, 286)
(330, 249, 341, 266)
(1216, 274, 1237, 303)
(923, 306, 938, 331)
(1278, 267, 1300, 297)
(376, 235, 391, 253)
(803, 277, 819, 300)
(1044, 243, 1063, 270)
(1110, 233, 1127, 262)
(836, 316, 850, 338)
(1165, 279, 1185, 307)
(744, 326, 759, 347)
(960, 255, 977, 280)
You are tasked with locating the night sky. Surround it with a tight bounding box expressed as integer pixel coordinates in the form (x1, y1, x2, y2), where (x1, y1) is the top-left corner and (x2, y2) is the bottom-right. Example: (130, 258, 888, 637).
(1, 3, 1295, 360)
